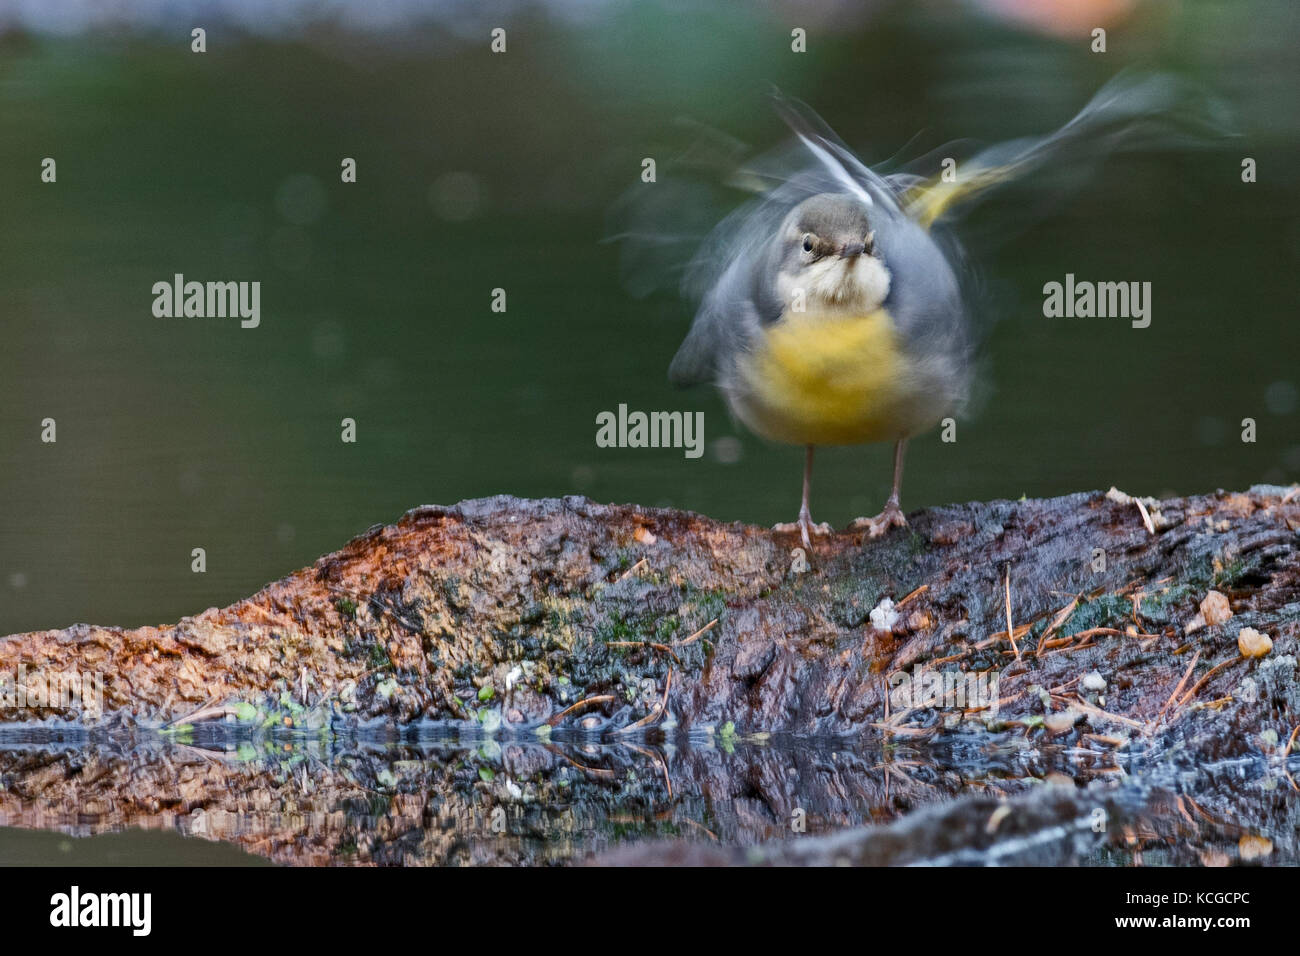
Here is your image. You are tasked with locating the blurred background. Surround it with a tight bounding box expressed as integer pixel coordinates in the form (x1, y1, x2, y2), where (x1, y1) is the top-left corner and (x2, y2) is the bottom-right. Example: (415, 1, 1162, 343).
(1, 0, 1297, 635)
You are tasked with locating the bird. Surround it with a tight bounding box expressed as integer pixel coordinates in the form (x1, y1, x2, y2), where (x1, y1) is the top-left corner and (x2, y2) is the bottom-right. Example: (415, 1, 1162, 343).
(618, 76, 1220, 549)
(676, 177, 971, 548)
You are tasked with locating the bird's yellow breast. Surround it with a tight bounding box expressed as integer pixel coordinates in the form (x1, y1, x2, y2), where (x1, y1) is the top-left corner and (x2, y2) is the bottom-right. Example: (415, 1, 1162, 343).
(731, 309, 913, 446)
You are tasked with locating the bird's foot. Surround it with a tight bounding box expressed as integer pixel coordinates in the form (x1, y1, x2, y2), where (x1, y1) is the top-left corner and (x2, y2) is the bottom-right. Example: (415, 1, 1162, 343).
(849, 501, 907, 540)
(773, 514, 834, 549)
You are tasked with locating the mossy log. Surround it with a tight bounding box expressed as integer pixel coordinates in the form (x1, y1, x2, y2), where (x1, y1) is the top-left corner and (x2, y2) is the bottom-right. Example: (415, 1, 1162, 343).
(3, 487, 1298, 735)
(0, 487, 1297, 865)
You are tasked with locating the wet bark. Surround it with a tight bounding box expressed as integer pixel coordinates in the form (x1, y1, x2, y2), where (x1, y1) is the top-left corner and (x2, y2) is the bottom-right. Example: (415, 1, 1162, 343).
(0, 487, 1297, 865)
(4, 486, 1298, 735)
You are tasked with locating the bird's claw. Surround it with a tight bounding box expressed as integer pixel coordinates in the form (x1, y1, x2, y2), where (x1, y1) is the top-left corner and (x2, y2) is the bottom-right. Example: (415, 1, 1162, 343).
(773, 517, 834, 549)
(850, 502, 907, 540)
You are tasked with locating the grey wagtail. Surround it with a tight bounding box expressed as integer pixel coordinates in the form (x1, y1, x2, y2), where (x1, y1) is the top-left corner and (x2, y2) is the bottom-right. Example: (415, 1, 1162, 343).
(622, 76, 1220, 548)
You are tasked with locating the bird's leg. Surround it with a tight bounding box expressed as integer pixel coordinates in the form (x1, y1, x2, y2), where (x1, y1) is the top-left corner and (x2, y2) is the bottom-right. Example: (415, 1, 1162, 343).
(850, 439, 909, 539)
(772, 445, 833, 548)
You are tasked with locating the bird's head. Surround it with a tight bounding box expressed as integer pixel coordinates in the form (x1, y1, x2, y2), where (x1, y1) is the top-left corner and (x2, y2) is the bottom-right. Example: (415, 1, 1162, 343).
(773, 193, 891, 313)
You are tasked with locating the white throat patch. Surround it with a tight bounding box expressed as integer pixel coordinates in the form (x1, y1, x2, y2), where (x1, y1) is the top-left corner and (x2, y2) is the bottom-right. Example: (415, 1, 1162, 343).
(778, 255, 892, 313)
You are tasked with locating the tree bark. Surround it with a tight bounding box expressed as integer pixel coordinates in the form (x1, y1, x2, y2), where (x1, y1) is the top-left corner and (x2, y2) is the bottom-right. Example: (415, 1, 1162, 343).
(0, 486, 1296, 865)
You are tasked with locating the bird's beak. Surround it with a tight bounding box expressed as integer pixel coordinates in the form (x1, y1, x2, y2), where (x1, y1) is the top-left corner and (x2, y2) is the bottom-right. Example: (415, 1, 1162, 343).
(839, 241, 866, 259)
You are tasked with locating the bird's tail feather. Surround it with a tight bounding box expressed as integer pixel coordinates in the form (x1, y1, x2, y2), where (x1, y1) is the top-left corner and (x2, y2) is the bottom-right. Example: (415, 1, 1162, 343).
(899, 71, 1231, 230)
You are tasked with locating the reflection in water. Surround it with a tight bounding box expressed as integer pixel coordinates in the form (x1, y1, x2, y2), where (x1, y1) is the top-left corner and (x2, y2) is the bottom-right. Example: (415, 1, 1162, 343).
(0, 729, 1290, 866)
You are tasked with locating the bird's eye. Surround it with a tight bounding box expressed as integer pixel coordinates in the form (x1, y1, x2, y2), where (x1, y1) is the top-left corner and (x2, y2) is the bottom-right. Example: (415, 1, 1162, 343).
(801, 234, 814, 253)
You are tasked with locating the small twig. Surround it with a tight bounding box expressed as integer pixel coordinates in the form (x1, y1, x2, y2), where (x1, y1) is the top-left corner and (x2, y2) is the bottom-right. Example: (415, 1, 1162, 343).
(546, 693, 616, 727)
(1283, 724, 1300, 793)
(1134, 497, 1156, 535)
(674, 618, 717, 647)
(1177, 655, 1245, 707)
(164, 694, 220, 728)
(1074, 626, 1130, 640)
(1182, 795, 1227, 831)
(1037, 635, 1080, 651)
(978, 622, 1032, 648)
(617, 557, 648, 582)
(872, 706, 940, 738)
(1049, 676, 1083, 695)
(1036, 594, 1080, 658)
(1109, 487, 1155, 534)
(1284, 724, 1300, 760)
(878, 705, 915, 728)
(618, 669, 673, 734)
(895, 584, 929, 609)
(1056, 626, 1161, 642)
(1158, 650, 1200, 722)
(680, 818, 719, 841)
(927, 650, 973, 666)
(1004, 564, 1021, 661)
(1053, 693, 1144, 729)
(1185, 695, 1234, 712)
(166, 703, 239, 727)
(1030, 640, 1096, 659)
